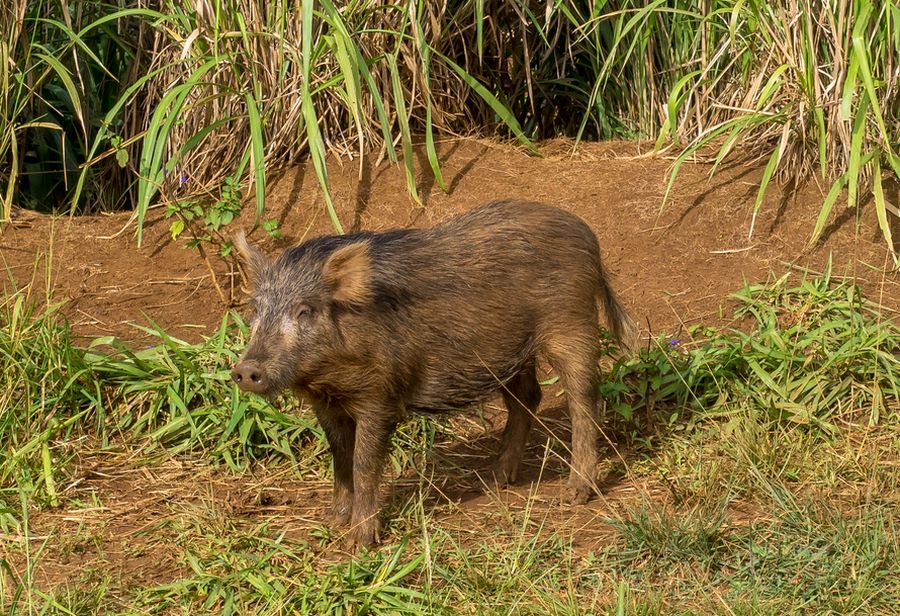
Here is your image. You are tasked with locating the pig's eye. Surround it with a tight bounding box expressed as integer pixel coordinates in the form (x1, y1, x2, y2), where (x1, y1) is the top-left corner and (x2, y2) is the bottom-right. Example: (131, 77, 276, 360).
(297, 305, 315, 320)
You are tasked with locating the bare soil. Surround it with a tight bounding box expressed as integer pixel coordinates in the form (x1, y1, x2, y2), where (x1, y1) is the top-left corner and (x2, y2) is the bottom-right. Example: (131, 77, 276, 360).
(3, 138, 899, 596)
(4, 138, 899, 344)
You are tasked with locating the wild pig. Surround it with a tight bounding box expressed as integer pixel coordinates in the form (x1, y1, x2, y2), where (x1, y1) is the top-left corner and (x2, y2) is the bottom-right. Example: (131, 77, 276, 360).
(231, 199, 633, 547)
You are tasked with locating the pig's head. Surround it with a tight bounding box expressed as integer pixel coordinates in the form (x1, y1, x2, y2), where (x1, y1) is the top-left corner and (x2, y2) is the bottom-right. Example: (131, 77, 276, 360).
(230, 231, 373, 397)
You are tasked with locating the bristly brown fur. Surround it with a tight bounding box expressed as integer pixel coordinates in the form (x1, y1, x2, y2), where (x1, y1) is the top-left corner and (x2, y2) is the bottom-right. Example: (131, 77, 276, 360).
(231, 200, 634, 549)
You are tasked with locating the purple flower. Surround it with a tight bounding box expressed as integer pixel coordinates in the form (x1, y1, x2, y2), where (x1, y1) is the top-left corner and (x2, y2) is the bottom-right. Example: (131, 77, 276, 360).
(668, 339, 680, 347)
(180, 173, 188, 186)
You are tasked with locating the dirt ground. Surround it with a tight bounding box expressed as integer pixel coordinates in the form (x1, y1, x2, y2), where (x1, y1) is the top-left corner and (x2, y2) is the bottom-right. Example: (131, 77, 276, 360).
(3, 138, 899, 594)
(3, 138, 899, 345)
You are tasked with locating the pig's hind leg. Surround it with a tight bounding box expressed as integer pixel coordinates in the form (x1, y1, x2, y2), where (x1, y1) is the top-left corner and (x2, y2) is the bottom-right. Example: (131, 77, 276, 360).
(492, 361, 542, 486)
(544, 327, 602, 505)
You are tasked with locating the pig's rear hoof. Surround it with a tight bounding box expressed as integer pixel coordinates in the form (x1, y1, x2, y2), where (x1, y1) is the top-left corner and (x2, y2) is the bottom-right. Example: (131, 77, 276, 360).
(563, 483, 594, 505)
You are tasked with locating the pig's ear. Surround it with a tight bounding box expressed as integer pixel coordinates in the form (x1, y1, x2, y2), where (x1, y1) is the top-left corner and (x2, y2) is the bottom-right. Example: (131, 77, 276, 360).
(233, 229, 269, 285)
(322, 242, 372, 305)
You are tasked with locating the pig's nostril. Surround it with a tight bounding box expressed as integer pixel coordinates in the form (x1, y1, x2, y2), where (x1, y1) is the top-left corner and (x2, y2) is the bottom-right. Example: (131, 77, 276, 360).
(232, 362, 265, 392)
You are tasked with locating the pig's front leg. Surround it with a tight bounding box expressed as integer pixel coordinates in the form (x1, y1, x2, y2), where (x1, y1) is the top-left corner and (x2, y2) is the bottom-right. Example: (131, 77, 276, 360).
(347, 410, 397, 549)
(314, 404, 356, 526)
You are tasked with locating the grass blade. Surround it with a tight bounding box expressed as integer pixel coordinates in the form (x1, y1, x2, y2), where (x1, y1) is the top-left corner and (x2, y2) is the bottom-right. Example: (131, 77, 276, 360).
(871, 159, 896, 265)
(386, 54, 420, 205)
(244, 91, 266, 222)
(437, 52, 538, 154)
(302, 0, 343, 233)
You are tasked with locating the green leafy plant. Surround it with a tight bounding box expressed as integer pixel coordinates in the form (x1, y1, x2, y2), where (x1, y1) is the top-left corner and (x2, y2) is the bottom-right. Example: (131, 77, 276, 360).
(165, 175, 272, 253)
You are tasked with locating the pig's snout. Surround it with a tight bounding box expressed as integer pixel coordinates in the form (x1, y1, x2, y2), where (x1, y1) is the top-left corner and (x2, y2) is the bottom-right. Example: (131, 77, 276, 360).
(231, 360, 267, 393)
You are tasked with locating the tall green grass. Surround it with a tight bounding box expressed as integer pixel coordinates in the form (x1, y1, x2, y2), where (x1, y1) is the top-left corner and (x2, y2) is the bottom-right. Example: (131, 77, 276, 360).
(0, 0, 165, 219)
(648, 0, 900, 249)
(123, 0, 538, 245)
(3, 1, 897, 255)
(0, 289, 94, 508)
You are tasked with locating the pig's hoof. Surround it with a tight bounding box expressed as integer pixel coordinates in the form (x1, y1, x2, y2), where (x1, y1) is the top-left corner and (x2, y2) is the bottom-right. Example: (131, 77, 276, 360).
(490, 459, 519, 487)
(563, 483, 593, 505)
(327, 503, 352, 527)
(346, 519, 380, 551)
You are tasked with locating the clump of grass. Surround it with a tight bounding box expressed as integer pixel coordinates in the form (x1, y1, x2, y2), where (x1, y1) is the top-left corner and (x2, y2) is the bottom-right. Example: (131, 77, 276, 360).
(125, 506, 597, 616)
(604, 262, 900, 430)
(81, 314, 325, 469)
(726, 501, 899, 611)
(131, 528, 429, 615)
(595, 494, 900, 613)
(0, 286, 101, 507)
(605, 502, 729, 576)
